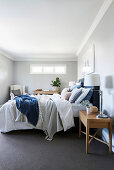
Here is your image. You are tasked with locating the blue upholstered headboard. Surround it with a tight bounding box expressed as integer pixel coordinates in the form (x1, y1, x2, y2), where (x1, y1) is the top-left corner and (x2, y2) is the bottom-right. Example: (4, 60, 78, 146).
(78, 78, 100, 110)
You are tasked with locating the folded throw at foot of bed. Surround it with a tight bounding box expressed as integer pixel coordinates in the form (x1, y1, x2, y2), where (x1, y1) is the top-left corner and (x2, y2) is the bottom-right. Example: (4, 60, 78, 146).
(14, 95, 39, 126)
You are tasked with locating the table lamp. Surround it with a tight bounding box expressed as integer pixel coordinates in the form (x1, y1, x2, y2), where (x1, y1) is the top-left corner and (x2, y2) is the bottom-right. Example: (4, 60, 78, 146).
(84, 74, 108, 118)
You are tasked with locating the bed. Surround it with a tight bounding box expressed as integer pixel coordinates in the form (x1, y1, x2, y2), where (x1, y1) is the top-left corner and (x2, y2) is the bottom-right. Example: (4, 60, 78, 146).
(0, 94, 75, 140)
(0, 79, 99, 140)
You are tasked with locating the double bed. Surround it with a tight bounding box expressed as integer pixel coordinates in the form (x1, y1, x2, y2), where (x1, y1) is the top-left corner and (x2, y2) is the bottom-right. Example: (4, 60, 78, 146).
(0, 94, 75, 140)
(0, 79, 99, 140)
(0, 94, 86, 139)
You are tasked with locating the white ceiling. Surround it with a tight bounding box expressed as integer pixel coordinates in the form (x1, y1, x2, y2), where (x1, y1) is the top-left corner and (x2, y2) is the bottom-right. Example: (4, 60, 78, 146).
(0, 0, 105, 60)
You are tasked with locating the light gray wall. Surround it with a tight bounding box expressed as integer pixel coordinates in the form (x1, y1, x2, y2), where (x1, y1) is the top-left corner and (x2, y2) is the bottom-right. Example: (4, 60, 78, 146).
(14, 61, 77, 94)
(0, 55, 14, 105)
(78, 2, 114, 123)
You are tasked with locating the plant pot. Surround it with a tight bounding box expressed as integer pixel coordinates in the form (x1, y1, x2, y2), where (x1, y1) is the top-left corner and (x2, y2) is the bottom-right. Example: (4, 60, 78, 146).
(86, 106, 91, 115)
(52, 86, 59, 91)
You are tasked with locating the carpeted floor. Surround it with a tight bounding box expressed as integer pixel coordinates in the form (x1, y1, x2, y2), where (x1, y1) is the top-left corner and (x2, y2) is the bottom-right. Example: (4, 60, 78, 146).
(0, 129, 113, 170)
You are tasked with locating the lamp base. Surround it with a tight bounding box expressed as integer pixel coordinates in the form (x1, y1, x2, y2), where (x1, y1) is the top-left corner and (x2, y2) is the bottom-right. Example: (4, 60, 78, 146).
(96, 113, 108, 118)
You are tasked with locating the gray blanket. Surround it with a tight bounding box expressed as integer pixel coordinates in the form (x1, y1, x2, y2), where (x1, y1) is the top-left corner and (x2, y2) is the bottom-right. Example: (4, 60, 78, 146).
(39, 95, 63, 140)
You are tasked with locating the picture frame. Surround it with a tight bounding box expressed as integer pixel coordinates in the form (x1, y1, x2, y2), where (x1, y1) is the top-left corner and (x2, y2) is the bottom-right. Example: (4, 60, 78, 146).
(82, 44, 95, 76)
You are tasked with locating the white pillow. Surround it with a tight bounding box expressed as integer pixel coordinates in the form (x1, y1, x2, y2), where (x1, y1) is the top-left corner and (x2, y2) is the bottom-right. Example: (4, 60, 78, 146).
(76, 82, 81, 86)
(75, 88, 91, 104)
(61, 88, 69, 96)
(61, 92, 72, 100)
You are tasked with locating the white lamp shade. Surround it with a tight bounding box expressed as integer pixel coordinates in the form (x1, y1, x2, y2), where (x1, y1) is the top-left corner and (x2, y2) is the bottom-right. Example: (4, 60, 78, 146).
(69, 81, 75, 87)
(84, 74, 100, 86)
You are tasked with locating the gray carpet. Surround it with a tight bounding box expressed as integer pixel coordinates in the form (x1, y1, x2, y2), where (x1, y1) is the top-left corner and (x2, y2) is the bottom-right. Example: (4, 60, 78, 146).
(0, 130, 113, 170)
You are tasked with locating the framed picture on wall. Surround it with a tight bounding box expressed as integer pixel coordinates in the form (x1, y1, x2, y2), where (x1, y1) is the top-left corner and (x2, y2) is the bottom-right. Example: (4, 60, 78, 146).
(82, 44, 95, 76)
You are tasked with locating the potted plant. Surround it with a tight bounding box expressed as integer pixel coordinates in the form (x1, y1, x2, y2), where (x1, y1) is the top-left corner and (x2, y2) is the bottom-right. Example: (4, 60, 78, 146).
(51, 77, 61, 91)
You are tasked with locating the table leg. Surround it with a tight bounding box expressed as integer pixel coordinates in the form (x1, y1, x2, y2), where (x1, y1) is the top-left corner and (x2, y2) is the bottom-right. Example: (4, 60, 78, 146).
(109, 121, 112, 154)
(86, 122, 89, 154)
(79, 116, 81, 137)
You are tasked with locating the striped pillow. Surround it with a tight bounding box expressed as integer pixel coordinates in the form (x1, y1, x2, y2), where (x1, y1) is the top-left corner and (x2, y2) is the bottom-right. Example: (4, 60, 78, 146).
(75, 88, 91, 104)
(69, 88, 82, 103)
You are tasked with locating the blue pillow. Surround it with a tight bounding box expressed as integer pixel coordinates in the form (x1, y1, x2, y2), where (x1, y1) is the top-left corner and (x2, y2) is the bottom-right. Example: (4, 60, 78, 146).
(69, 88, 82, 103)
(83, 89, 93, 101)
(70, 84, 81, 91)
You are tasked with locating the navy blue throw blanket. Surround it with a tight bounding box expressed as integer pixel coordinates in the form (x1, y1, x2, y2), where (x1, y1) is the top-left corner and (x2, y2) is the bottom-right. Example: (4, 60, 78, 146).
(14, 95, 39, 126)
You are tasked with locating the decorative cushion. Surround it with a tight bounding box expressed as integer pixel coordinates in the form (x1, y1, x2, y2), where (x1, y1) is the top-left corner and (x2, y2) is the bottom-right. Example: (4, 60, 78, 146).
(12, 89, 21, 96)
(76, 82, 82, 86)
(75, 88, 91, 104)
(11, 85, 23, 94)
(61, 92, 71, 100)
(69, 88, 82, 103)
(83, 89, 93, 101)
(61, 88, 69, 96)
(70, 82, 81, 91)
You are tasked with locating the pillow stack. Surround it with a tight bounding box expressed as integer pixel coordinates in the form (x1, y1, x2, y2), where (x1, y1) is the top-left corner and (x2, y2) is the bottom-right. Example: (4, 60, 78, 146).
(61, 83, 92, 103)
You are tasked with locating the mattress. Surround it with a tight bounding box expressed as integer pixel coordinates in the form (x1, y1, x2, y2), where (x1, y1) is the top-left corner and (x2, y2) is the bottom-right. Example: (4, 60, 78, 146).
(102, 128, 114, 152)
(71, 103, 86, 117)
(4, 103, 85, 132)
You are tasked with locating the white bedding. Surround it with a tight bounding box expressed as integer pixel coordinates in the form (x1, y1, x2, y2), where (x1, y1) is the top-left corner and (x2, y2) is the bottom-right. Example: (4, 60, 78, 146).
(0, 94, 75, 139)
(71, 103, 86, 117)
(50, 94, 86, 117)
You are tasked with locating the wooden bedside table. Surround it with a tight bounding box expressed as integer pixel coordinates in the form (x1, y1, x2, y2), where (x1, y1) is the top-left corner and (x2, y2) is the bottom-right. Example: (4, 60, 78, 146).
(79, 110, 112, 154)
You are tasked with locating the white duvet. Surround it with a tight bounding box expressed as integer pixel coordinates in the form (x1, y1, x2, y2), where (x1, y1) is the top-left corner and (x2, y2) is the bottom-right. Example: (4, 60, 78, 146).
(0, 94, 74, 139)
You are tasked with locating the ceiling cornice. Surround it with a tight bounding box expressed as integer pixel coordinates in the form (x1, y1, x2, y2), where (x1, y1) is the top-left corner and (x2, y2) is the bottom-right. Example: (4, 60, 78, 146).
(13, 57, 77, 62)
(0, 50, 77, 61)
(13, 54, 77, 61)
(0, 50, 14, 60)
(77, 0, 114, 55)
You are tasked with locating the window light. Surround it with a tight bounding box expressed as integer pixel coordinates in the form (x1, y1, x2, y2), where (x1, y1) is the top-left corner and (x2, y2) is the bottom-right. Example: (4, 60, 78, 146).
(30, 64, 66, 74)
